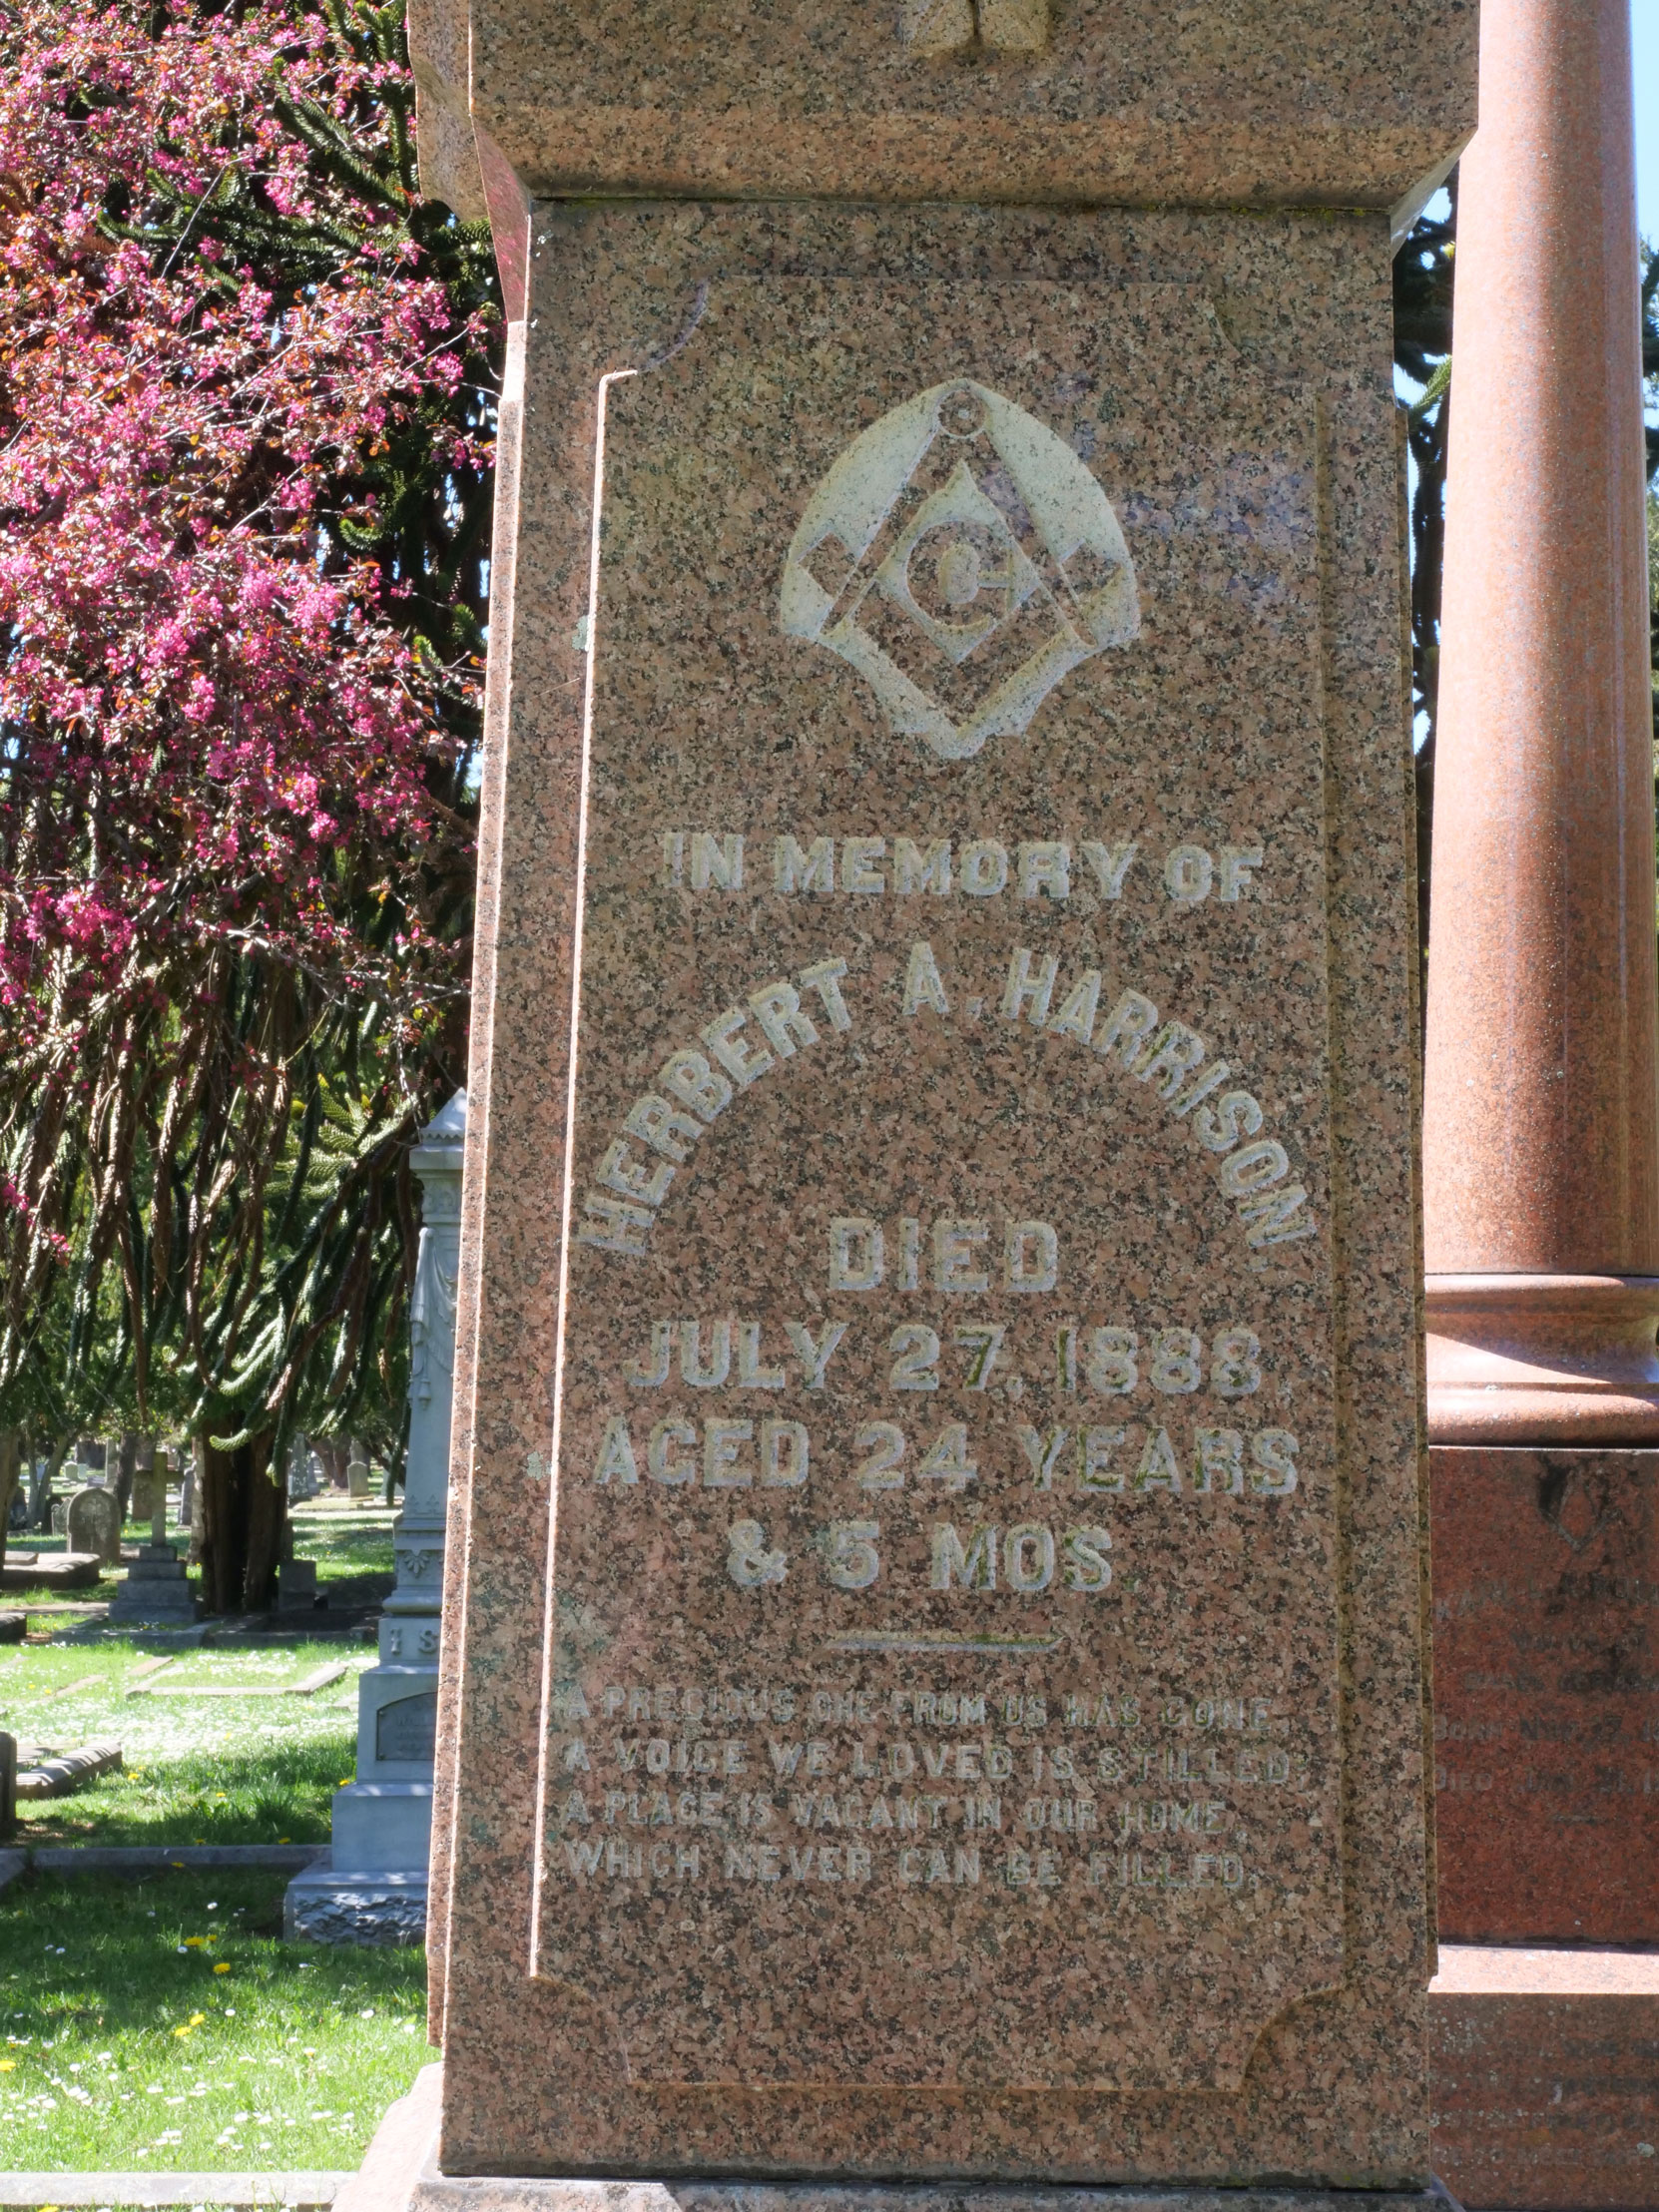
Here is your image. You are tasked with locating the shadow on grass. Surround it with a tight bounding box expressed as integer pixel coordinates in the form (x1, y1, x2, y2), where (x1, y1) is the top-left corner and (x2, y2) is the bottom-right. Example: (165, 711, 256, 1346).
(0, 1868, 427, 2169)
(15, 1739, 351, 1849)
(8, 1577, 123, 1607)
(0, 1867, 425, 2035)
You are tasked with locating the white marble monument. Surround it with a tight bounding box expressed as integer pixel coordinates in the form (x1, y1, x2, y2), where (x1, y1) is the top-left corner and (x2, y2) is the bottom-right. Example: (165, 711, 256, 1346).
(286, 1090, 464, 1943)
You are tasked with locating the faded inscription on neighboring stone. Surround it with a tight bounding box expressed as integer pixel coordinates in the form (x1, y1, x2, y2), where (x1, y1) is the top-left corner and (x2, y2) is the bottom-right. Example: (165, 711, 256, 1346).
(377, 1691, 439, 1766)
(532, 281, 1341, 2097)
(1431, 1445, 1659, 1944)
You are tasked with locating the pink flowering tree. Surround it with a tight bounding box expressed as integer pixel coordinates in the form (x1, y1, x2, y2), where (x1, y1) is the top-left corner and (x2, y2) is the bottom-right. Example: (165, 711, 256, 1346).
(0, 0, 497, 1600)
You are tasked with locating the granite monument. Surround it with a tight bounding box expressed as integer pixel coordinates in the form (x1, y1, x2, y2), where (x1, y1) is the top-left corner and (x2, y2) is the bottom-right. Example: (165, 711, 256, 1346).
(396, 0, 1473, 2200)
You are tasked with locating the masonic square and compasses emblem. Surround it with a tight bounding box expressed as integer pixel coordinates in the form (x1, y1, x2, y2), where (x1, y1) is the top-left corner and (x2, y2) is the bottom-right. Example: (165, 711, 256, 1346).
(780, 378, 1140, 762)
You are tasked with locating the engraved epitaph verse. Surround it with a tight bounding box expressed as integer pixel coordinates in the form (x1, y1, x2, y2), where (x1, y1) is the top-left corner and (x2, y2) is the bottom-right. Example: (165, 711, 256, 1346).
(536, 280, 1340, 2095)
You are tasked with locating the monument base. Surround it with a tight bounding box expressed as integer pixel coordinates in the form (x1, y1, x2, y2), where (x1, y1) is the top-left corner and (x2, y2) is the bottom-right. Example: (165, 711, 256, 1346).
(107, 1544, 198, 1626)
(331, 1779, 432, 1868)
(1428, 1945, 1659, 2209)
(284, 1780, 433, 1943)
(332, 2068, 1443, 2212)
(283, 1867, 427, 1945)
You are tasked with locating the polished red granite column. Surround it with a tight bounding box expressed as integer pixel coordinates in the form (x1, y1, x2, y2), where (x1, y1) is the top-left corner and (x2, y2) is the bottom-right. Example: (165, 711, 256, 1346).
(1424, 0, 1659, 1923)
(1423, 15, 1659, 2201)
(1422, 0, 1659, 1440)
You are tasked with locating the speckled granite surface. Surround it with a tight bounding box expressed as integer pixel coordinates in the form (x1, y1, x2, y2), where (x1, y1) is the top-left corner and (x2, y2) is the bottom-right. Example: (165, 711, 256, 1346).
(407, 0, 1475, 223)
(548, 270, 1340, 2102)
(429, 194, 1436, 2185)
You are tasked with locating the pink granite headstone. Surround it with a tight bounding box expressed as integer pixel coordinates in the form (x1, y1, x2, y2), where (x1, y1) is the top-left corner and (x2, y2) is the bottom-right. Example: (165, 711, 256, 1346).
(412, 0, 1474, 2196)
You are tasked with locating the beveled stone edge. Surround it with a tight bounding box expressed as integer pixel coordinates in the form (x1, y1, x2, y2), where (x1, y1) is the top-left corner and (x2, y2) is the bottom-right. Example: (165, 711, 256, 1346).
(347, 2065, 1446, 2212)
(412, 2181, 1441, 2211)
(1431, 1942, 1659, 1996)
(475, 111, 1467, 218)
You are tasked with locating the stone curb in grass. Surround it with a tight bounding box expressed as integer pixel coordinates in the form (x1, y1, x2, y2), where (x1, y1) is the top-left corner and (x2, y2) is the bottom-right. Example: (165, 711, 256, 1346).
(0, 1845, 329, 1893)
(0, 2170, 348, 2206)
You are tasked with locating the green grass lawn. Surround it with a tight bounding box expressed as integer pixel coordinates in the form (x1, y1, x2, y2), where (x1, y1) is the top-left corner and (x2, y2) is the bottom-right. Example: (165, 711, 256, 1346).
(0, 1637, 369, 1847)
(291, 1505, 397, 1607)
(0, 1533, 427, 2174)
(0, 1867, 428, 2170)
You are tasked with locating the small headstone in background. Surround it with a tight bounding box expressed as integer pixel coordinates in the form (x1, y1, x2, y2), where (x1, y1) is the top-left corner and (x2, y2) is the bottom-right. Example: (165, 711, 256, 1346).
(48, 1501, 66, 1536)
(65, 1485, 121, 1566)
(346, 1455, 373, 1499)
(287, 1435, 320, 1503)
(276, 1557, 319, 1611)
(108, 1446, 198, 1626)
(287, 1090, 464, 1947)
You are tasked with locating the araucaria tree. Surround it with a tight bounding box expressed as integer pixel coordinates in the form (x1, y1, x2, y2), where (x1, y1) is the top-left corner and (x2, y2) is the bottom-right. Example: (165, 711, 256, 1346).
(0, 0, 498, 1604)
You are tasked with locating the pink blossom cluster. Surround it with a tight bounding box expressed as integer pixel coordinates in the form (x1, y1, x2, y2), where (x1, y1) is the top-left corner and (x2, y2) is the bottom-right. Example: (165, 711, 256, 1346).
(0, 0, 490, 1066)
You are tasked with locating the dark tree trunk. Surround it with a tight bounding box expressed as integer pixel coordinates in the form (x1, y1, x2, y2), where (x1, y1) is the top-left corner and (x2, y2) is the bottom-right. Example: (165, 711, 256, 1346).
(30, 1430, 73, 1531)
(199, 1432, 286, 1614)
(115, 1431, 138, 1525)
(0, 1430, 19, 1571)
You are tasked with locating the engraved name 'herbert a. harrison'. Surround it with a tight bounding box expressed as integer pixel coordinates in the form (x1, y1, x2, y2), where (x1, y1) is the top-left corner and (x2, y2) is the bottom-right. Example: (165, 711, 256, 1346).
(538, 280, 1339, 2101)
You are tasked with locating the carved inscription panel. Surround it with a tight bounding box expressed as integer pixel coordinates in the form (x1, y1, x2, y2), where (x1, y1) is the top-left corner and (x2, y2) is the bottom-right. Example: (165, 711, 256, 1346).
(535, 281, 1341, 2094)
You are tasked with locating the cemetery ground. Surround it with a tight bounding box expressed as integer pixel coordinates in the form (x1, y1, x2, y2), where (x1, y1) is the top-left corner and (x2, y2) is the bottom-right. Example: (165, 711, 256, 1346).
(3, 1499, 401, 1629)
(0, 1498, 432, 2172)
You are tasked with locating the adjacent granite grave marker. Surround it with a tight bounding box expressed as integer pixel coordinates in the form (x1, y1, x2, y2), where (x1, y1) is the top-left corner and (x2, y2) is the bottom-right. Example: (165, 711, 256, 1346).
(414, 0, 1473, 2197)
(1422, 0, 1659, 1953)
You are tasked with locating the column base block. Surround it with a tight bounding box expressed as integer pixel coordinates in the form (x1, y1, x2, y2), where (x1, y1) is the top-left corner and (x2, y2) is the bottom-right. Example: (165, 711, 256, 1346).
(1429, 1945, 1659, 2208)
(1428, 1444, 1659, 1942)
(1425, 1276, 1659, 1445)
